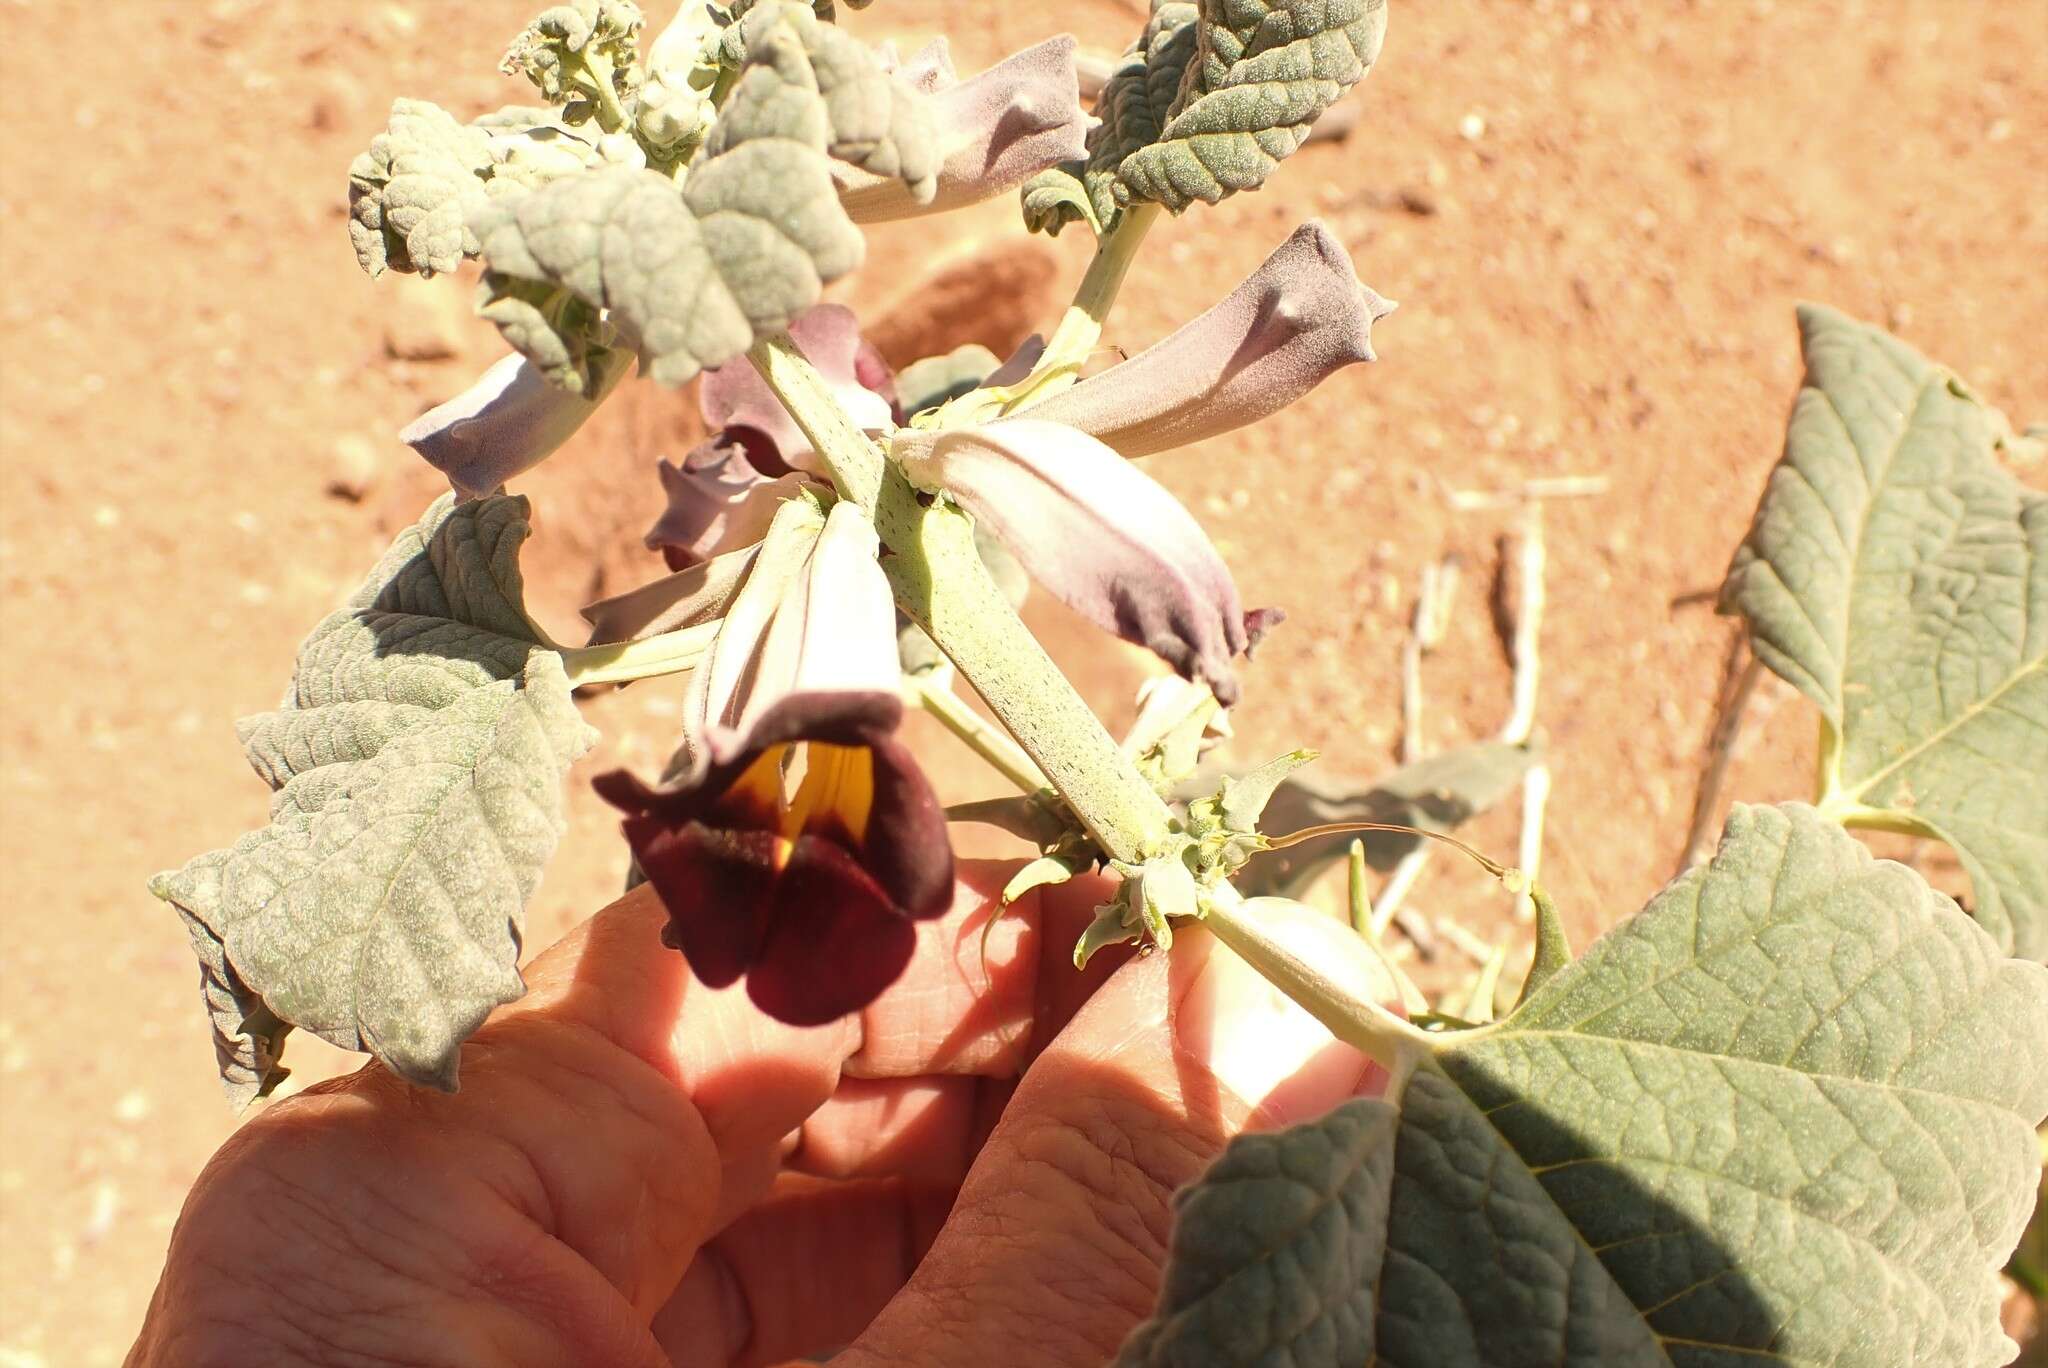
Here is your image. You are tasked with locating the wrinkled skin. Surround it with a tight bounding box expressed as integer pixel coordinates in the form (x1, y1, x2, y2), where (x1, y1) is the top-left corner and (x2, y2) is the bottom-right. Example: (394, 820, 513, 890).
(128, 864, 1392, 1367)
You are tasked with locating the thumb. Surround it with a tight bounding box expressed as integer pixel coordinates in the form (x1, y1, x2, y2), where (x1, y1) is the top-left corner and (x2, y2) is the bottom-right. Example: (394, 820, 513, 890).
(831, 905, 1398, 1367)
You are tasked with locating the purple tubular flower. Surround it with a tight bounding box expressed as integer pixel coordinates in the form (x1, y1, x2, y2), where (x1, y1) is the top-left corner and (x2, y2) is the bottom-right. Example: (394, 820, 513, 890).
(840, 37, 1088, 222)
(892, 419, 1257, 703)
(1022, 222, 1396, 459)
(400, 348, 634, 497)
(699, 304, 894, 476)
(644, 442, 814, 569)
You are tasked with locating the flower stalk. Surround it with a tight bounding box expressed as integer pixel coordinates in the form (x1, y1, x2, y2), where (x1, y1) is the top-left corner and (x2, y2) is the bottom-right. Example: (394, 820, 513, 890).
(905, 671, 1049, 795)
(993, 203, 1161, 413)
(559, 619, 719, 688)
(744, 331, 886, 509)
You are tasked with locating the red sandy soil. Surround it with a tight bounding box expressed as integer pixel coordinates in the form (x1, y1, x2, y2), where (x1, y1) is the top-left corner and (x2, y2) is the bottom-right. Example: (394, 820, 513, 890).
(1, 1, 2041, 1361)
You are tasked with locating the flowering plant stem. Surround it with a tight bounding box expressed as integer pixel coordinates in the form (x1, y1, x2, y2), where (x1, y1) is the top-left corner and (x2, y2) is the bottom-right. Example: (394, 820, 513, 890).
(904, 671, 1050, 794)
(559, 619, 719, 688)
(1000, 203, 1161, 410)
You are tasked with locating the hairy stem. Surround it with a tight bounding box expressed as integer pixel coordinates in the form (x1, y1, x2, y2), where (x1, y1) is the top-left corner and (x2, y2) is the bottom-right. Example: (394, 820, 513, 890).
(877, 474, 1173, 863)
(1001, 203, 1162, 412)
(746, 332, 885, 509)
(580, 50, 632, 135)
(559, 620, 719, 688)
(906, 672, 1049, 794)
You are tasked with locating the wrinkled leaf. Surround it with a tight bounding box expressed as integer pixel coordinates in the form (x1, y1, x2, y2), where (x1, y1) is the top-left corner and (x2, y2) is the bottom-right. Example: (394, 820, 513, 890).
(1722, 305, 2048, 959)
(469, 28, 864, 389)
(150, 496, 597, 1104)
(1238, 740, 1536, 897)
(1123, 804, 2048, 1366)
(725, 2, 941, 201)
(347, 98, 493, 277)
(1023, 1, 1197, 235)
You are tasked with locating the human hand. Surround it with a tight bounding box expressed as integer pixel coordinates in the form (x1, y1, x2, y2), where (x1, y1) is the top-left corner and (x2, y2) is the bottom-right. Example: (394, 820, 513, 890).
(128, 862, 1397, 1367)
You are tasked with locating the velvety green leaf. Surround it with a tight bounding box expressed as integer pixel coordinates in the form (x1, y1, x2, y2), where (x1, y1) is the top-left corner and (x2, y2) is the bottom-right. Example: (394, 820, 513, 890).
(725, 2, 940, 201)
(896, 343, 1000, 417)
(469, 27, 864, 388)
(1236, 740, 1536, 898)
(1722, 305, 2048, 959)
(1118, 0, 1388, 213)
(150, 496, 597, 1103)
(346, 98, 494, 277)
(1125, 804, 2048, 1366)
(500, 0, 645, 114)
(1023, 1, 1197, 236)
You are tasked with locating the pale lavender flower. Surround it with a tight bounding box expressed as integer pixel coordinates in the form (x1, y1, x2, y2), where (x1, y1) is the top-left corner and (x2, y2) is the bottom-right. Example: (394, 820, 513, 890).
(698, 304, 895, 475)
(400, 348, 634, 497)
(839, 37, 1088, 222)
(1022, 222, 1395, 458)
(644, 444, 812, 569)
(892, 419, 1259, 702)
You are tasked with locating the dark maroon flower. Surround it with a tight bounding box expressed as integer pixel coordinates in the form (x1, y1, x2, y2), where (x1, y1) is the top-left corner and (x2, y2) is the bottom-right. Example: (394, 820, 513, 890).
(595, 691, 953, 1025)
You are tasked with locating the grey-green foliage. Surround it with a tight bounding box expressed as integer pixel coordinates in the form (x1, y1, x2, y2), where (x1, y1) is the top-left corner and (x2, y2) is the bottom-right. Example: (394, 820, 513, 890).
(1122, 804, 2048, 1367)
(1023, 2, 1197, 235)
(150, 497, 596, 1105)
(468, 27, 865, 389)
(502, 0, 645, 113)
(346, 101, 615, 279)
(1024, 0, 1386, 234)
(716, 2, 939, 199)
(1722, 306, 2048, 960)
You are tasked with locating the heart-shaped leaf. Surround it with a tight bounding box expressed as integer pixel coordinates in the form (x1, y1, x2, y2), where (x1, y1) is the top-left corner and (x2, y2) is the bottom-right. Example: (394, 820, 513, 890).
(151, 496, 596, 1105)
(1722, 305, 2048, 959)
(1123, 804, 2048, 1366)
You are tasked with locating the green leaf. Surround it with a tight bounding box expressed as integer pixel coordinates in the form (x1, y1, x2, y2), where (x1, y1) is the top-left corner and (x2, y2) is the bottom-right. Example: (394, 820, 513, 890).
(469, 27, 864, 388)
(1123, 804, 2048, 1366)
(501, 0, 645, 118)
(150, 496, 597, 1104)
(1237, 740, 1536, 898)
(1722, 305, 2048, 959)
(346, 98, 494, 278)
(1039, 0, 1388, 235)
(1023, 1, 1198, 236)
(724, 2, 940, 201)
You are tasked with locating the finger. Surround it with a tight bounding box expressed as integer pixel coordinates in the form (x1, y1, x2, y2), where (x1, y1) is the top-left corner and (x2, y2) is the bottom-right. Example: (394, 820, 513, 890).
(652, 1174, 955, 1368)
(788, 1074, 1016, 1183)
(847, 860, 1124, 1081)
(833, 916, 1397, 1368)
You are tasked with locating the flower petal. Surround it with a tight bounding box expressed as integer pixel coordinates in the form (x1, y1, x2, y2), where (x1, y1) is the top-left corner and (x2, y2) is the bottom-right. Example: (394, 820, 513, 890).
(699, 304, 894, 474)
(689, 495, 830, 743)
(748, 833, 918, 1025)
(840, 37, 1088, 222)
(1021, 222, 1395, 458)
(893, 419, 1256, 703)
(644, 440, 813, 568)
(402, 348, 634, 497)
(619, 816, 780, 989)
(581, 537, 761, 645)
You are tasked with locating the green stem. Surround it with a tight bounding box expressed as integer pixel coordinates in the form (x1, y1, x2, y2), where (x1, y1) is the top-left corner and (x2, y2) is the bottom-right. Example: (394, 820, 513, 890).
(579, 50, 632, 135)
(559, 621, 719, 688)
(906, 673, 1049, 794)
(981, 204, 1162, 418)
(876, 473, 1173, 864)
(1202, 885, 1433, 1077)
(746, 332, 885, 510)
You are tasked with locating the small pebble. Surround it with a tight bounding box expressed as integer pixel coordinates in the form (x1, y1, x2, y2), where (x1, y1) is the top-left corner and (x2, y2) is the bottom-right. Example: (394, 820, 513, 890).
(326, 434, 387, 502)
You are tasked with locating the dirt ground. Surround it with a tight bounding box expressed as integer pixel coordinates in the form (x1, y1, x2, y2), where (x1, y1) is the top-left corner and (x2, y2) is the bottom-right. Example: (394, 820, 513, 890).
(2, 1, 2042, 1361)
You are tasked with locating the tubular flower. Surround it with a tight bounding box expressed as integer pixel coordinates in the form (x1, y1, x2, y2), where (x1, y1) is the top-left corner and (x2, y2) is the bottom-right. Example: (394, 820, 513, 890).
(647, 304, 894, 567)
(402, 346, 635, 498)
(886, 222, 1389, 698)
(1021, 222, 1395, 458)
(892, 419, 1258, 703)
(840, 36, 1089, 222)
(597, 501, 954, 1024)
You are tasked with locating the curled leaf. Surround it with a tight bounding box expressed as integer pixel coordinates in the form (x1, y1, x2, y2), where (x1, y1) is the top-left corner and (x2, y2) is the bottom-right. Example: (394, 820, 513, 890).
(1118, 0, 1389, 214)
(893, 418, 1257, 703)
(346, 99, 492, 278)
(1022, 222, 1392, 458)
(149, 497, 597, 1102)
(501, 0, 645, 116)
